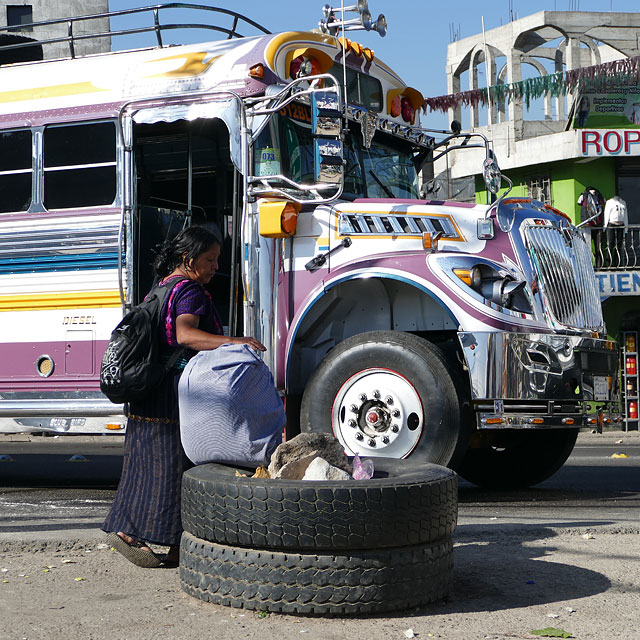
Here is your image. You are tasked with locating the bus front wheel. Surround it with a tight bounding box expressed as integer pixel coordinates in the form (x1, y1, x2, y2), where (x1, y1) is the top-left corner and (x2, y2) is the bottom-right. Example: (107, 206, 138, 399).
(300, 331, 469, 468)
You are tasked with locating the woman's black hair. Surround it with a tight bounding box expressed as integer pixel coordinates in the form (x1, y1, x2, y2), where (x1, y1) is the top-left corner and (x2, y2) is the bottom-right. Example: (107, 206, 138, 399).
(154, 224, 223, 278)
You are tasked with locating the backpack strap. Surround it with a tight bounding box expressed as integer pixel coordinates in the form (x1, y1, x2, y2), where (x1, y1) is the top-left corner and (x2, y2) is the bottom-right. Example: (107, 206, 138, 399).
(149, 276, 190, 365)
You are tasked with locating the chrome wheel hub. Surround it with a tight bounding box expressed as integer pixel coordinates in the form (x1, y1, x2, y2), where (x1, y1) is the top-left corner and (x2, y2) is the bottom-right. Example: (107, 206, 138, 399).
(332, 369, 424, 458)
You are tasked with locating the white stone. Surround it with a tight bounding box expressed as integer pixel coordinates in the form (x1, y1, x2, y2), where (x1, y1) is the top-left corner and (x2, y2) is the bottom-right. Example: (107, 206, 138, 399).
(302, 457, 351, 481)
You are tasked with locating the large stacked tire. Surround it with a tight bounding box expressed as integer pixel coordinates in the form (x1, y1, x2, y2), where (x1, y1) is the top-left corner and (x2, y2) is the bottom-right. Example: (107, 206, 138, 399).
(179, 458, 458, 615)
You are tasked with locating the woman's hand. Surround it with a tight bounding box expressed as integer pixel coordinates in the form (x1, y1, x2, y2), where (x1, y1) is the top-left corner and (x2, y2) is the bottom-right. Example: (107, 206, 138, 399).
(231, 336, 266, 352)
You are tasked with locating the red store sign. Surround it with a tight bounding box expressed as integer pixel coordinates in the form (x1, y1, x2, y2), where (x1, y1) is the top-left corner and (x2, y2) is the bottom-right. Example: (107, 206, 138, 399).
(580, 129, 640, 156)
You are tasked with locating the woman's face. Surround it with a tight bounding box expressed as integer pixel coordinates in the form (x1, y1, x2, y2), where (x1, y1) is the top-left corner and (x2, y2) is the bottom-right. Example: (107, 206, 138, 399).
(185, 243, 220, 284)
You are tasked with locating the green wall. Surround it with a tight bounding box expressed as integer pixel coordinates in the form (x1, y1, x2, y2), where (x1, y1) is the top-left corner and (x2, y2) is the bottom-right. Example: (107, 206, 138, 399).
(475, 157, 617, 223)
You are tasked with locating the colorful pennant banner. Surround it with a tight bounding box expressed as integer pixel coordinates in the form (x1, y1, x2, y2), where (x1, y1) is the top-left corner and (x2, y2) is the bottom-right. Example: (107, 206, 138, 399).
(424, 55, 640, 112)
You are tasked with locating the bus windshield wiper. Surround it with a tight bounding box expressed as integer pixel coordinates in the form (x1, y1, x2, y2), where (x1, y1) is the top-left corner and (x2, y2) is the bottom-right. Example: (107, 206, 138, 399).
(368, 170, 394, 198)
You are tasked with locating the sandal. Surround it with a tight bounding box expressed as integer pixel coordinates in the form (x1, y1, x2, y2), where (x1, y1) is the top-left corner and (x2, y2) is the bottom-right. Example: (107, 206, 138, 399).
(106, 532, 162, 568)
(159, 546, 180, 568)
(159, 554, 179, 568)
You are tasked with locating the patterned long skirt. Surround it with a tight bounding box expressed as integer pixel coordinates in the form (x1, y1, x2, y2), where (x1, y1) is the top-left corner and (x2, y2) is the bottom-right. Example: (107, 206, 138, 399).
(102, 369, 192, 546)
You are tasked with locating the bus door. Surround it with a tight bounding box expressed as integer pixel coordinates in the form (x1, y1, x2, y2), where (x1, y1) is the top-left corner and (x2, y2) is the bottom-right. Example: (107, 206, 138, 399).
(130, 117, 236, 325)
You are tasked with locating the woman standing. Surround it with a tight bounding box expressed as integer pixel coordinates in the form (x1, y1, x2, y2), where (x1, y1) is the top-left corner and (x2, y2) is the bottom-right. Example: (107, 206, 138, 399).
(102, 225, 264, 568)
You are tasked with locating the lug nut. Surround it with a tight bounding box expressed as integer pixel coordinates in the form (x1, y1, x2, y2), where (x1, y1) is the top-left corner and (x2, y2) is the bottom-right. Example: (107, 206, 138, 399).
(368, 439, 376, 447)
(382, 436, 390, 444)
(348, 419, 357, 428)
(350, 404, 359, 413)
(391, 424, 399, 433)
(359, 393, 367, 401)
(392, 409, 400, 418)
(385, 396, 393, 405)
(355, 432, 364, 441)
(373, 390, 381, 399)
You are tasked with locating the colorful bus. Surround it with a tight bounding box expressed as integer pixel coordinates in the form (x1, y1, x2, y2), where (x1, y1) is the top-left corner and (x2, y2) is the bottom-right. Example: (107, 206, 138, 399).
(0, 3, 619, 487)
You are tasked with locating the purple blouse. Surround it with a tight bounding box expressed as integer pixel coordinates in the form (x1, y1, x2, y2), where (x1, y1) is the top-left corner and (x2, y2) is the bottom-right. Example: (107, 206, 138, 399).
(159, 275, 223, 348)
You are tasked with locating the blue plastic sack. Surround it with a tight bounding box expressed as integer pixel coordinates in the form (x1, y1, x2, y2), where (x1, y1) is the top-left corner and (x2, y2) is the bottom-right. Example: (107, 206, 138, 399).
(179, 343, 284, 466)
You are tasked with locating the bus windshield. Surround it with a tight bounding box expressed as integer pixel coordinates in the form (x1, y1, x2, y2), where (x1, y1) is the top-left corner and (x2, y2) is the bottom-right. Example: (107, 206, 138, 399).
(254, 104, 419, 200)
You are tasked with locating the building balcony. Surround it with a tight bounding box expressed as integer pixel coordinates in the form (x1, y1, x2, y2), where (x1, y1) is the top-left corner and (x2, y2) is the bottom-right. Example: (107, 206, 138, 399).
(591, 226, 640, 271)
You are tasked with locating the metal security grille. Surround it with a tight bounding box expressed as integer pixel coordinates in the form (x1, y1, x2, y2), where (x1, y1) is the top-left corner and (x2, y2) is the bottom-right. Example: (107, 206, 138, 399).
(525, 224, 603, 330)
(525, 174, 552, 205)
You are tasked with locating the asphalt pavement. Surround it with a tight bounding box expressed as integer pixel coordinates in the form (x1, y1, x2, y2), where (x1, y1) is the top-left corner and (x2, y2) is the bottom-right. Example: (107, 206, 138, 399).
(0, 429, 638, 544)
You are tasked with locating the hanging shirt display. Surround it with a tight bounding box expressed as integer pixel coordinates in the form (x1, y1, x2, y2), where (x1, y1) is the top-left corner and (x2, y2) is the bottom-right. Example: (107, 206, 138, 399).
(604, 196, 628, 227)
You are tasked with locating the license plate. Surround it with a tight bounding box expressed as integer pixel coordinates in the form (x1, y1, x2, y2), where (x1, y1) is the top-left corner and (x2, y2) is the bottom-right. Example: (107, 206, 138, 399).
(594, 376, 609, 401)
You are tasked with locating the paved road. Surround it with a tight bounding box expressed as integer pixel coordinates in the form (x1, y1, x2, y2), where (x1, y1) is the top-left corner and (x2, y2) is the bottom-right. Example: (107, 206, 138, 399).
(0, 431, 638, 544)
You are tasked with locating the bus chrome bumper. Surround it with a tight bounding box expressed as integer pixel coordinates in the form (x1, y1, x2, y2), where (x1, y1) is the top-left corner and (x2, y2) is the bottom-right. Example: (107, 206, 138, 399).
(0, 397, 125, 434)
(458, 332, 621, 429)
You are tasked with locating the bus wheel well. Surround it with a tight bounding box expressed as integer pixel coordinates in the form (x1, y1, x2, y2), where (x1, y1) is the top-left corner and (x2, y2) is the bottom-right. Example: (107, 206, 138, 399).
(286, 277, 459, 396)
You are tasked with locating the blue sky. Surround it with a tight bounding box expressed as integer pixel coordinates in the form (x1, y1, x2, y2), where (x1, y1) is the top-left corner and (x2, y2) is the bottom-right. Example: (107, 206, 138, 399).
(107, 1, 640, 129)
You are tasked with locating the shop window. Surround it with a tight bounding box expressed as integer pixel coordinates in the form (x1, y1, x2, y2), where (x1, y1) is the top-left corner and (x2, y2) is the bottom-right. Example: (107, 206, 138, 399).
(43, 121, 117, 210)
(0, 129, 32, 213)
(525, 174, 552, 206)
(7, 5, 33, 31)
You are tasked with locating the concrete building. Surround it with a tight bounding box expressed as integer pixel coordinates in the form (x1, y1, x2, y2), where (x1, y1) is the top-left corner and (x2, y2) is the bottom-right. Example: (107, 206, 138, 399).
(0, 1, 109, 59)
(435, 11, 640, 429)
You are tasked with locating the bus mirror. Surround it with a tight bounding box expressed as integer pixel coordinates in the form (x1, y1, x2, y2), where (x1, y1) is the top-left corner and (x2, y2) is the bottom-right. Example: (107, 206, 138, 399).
(482, 155, 502, 195)
(311, 89, 344, 185)
(311, 90, 341, 136)
(258, 200, 302, 238)
(314, 138, 344, 183)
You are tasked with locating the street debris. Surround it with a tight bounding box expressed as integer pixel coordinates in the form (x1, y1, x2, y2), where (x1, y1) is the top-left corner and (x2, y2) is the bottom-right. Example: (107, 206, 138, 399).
(611, 453, 628, 458)
(403, 629, 415, 639)
(530, 628, 572, 638)
(352, 453, 374, 480)
(582, 533, 595, 539)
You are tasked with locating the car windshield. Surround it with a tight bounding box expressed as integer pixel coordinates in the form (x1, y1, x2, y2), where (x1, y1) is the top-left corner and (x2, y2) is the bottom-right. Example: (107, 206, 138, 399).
(253, 104, 419, 200)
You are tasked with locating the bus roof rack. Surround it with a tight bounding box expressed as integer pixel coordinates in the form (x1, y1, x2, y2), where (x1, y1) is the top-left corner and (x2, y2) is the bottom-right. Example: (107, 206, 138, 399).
(0, 3, 271, 63)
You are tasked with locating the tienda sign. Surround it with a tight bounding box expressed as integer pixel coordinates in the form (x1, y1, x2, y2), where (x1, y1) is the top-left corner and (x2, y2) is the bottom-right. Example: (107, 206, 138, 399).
(580, 129, 640, 156)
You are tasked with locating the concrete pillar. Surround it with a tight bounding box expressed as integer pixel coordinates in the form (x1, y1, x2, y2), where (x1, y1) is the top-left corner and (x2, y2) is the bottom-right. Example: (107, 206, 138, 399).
(469, 51, 480, 129)
(486, 49, 498, 125)
(506, 49, 523, 141)
(447, 70, 461, 132)
(554, 47, 566, 121)
(497, 64, 508, 123)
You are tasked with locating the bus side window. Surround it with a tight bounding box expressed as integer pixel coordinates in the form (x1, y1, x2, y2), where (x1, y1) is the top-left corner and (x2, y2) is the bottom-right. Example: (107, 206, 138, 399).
(43, 121, 117, 210)
(0, 129, 32, 213)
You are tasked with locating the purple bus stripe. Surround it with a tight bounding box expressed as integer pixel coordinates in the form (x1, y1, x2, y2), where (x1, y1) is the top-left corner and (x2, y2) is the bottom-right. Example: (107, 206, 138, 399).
(0, 340, 109, 389)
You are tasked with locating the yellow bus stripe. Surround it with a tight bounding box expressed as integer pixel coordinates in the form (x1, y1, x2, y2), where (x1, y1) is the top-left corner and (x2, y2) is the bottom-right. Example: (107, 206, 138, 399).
(0, 291, 121, 311)
(0, 82, 109, 104)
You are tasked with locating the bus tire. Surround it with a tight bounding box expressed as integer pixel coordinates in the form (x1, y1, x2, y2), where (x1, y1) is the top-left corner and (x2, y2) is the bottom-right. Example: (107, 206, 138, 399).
(181, 458, 458, 551)
(299, 331, 470, 469)
(179, 532, 453, 615)
(456, 428, 580, 489)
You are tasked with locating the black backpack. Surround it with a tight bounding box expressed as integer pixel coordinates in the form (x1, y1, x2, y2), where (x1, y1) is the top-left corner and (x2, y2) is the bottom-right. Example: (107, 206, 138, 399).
(100, 278, 187, 404)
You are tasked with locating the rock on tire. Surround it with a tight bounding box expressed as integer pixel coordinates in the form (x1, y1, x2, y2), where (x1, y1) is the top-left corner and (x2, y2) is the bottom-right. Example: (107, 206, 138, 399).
(181, 458, 458, 551)
(179, 532, 454, 615)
